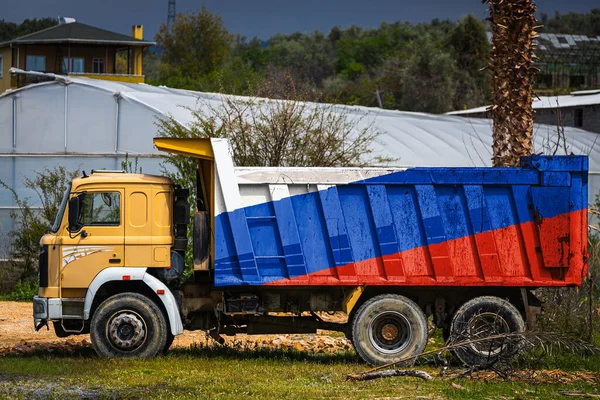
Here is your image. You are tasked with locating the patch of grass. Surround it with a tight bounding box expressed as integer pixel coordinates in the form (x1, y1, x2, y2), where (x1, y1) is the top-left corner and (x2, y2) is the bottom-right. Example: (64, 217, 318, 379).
(527, 352, 600, 372)
(0, 280, 37, 301)
(426, 328, 445, 351)
(1, 347, 599, 399)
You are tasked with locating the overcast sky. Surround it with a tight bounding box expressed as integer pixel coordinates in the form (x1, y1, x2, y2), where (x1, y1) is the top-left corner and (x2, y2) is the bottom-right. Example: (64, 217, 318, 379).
(2, 0, 598, 41)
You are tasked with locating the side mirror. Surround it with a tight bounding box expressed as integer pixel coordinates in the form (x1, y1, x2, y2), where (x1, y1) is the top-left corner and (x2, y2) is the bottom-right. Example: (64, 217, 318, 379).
(68, 197, 80, 232)
(101, 193, 112, 207)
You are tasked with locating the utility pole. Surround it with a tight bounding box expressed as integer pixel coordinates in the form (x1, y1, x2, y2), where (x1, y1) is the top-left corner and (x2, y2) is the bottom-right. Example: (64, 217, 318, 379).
(167, 0, 176, 32)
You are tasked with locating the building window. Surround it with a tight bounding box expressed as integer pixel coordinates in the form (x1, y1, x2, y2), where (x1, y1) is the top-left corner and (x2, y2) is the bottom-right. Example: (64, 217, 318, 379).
(62, 57, 85, 74)
(26, 55, 46, 72)
(574, 109, 583, 128)
(92, 58, 105, 74)
(0, 55, 3, 78)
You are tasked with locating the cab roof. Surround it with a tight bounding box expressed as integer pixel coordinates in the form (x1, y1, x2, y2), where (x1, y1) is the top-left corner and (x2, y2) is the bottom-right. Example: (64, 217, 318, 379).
(72, 172, 172, 188)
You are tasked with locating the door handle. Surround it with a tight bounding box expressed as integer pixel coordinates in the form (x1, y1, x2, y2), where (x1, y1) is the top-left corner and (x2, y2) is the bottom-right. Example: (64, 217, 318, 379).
(109, 258, 121, 264)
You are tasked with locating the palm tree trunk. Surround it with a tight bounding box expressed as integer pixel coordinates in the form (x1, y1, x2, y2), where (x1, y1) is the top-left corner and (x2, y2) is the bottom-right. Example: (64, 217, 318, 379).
(487, 0, 538, 167)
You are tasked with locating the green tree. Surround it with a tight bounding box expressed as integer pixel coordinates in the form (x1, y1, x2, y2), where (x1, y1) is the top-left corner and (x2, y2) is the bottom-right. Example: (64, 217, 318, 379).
(0, 18, 57, 42)
(541, 9, 600, 36)
(143, 50, 162, 84)
(267, 31, 334, 85)
(384, 39, 458, 114)
(151, 9, 518, 114)
(446, 15, 491, 110)
(231, 36, 270, 72)
(156, 6, 233, 85)
(447, 15, 489, 73)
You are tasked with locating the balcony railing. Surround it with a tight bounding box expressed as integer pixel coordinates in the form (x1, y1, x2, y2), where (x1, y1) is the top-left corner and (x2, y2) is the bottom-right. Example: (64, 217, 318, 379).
(11, 71, 145, 88)
(67, 72, 145, 84)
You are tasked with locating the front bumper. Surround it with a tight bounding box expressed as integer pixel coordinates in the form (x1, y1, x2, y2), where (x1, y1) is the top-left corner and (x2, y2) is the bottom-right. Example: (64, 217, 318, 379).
(33, 296, 63, 330)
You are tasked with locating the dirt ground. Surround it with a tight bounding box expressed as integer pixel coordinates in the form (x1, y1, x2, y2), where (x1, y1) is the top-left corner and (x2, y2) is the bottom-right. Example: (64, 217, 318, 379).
(0, 301, 352, 355)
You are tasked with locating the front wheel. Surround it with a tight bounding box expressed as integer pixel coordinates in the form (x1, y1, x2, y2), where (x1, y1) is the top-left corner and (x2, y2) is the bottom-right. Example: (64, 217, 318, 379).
(351, 294, 428, 366)
(90, 292, 168, 358)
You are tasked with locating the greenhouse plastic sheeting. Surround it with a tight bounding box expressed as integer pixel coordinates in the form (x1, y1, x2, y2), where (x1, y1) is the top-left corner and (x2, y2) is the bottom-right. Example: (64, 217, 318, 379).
(1, 77, 600, 248)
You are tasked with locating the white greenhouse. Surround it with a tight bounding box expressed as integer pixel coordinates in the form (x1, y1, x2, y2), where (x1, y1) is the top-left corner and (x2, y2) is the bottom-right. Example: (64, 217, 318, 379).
(1, 74, 600, 249)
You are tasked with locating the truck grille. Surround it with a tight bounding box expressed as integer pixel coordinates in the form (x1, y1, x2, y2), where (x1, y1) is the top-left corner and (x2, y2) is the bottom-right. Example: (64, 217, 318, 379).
(39, 245, 49, 288)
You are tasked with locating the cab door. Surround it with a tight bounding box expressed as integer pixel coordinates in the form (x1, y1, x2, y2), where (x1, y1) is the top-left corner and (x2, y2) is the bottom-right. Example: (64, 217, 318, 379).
(60, 190, 125, 290)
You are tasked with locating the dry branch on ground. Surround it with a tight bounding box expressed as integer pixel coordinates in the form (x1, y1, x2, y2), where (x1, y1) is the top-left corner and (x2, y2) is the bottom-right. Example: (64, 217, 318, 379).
(347, 369, 432, 381)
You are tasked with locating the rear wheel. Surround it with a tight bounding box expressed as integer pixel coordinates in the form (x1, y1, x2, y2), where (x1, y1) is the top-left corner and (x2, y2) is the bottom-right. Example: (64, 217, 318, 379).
(449, 296, 525, 366)
(90, 292, 168, 358)
(352, 294, 428, 366)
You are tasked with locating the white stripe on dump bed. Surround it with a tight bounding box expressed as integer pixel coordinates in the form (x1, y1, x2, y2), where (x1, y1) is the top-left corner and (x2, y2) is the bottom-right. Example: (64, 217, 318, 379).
(235, 167, 406, 185)
(212, 137, 407, 215)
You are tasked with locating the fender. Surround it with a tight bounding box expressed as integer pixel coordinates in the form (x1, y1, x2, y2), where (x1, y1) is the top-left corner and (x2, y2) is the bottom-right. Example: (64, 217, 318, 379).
(83, 267, 183, 335)
(142, 273, 184, 335)
(83, 267, 147, 319)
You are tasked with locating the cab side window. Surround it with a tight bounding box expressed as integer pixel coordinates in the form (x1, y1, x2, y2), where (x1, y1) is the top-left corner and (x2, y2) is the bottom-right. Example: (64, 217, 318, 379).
(78, 192, 121, 226)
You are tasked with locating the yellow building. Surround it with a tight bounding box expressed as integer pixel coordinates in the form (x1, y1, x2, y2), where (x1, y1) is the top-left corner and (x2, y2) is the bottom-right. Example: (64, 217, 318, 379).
(0, 20, 154, 93)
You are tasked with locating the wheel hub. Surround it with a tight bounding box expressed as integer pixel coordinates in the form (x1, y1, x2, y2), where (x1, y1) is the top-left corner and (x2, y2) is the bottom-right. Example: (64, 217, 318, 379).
(108, 312, 146, 351)
(381, 323, 399, 341)
(368, 311, 412, 354)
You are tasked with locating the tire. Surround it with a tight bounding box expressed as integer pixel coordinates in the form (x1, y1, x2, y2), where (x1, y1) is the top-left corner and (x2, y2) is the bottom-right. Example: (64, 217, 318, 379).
(345, 309, 357, 343)
(163, 332, 175, 354)
(449, 296, 525, 367)
(351, 294, 428, 366)
(90, 292, 168, 358)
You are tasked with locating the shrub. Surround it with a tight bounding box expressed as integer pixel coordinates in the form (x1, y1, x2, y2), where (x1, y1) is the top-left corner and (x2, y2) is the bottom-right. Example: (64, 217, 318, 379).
(0, 166, 79, 286)
(1, 280, 38, 302)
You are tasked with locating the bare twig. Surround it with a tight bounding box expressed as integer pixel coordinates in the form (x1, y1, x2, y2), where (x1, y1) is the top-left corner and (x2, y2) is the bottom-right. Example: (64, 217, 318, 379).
(559, 391, 600, 398)
(347, 369, 432, 381)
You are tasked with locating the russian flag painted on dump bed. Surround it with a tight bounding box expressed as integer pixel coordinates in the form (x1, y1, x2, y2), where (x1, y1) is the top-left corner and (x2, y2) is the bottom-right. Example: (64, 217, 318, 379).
(211, 141, 588, 288)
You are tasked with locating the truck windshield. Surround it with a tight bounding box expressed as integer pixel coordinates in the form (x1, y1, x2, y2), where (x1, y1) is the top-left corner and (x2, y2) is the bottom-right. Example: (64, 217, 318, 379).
(51, 184, 71, 233)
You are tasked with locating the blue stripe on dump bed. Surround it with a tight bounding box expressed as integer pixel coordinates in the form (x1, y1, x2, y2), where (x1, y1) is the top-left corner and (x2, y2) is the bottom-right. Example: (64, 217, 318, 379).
(213, 156, 588, 286)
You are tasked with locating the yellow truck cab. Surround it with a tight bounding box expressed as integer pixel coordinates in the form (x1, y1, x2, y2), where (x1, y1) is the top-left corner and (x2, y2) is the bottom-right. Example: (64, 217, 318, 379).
(34, 170, 186, 356)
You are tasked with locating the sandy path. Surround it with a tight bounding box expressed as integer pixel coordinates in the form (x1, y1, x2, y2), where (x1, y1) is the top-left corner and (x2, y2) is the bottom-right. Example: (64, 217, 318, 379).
(0, 301, 351, 353)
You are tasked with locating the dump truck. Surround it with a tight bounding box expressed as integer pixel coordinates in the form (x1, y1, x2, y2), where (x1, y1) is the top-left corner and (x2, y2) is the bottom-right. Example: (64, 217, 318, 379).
(32, 138, 589, 365)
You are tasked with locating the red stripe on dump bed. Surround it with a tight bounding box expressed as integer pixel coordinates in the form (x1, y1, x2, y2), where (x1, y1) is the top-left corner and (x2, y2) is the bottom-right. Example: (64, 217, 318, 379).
(265, 209, 588, 287)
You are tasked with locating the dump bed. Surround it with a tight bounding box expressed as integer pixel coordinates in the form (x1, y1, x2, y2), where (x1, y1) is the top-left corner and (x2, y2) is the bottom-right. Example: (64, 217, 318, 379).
(210, 144, 589, 288)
